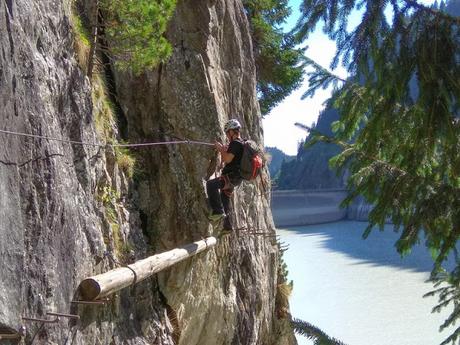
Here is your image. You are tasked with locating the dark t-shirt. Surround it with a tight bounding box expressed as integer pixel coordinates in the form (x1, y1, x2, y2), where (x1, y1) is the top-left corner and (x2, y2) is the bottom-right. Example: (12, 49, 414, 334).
(222, 139, 244, 178)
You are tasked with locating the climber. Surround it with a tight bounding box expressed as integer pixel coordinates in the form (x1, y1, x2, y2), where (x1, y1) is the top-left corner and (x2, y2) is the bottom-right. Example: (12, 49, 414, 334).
(206, 119, 244, 233)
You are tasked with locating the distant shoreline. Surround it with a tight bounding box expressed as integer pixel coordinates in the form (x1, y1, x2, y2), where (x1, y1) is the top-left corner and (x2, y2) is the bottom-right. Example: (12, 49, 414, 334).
(271, 189, 372, 227)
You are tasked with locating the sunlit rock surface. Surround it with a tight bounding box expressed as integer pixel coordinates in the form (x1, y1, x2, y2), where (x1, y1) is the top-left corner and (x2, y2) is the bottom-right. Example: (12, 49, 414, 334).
(0, 0, 295, 344)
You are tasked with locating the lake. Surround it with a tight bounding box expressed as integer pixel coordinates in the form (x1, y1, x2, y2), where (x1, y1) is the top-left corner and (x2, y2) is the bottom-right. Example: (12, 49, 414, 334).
(277, 221, 454, 345)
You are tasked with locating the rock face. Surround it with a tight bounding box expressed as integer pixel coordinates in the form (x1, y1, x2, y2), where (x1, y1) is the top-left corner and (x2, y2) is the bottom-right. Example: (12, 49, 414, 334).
(114, 1, 295, 344)
(0, 0, 295, 345)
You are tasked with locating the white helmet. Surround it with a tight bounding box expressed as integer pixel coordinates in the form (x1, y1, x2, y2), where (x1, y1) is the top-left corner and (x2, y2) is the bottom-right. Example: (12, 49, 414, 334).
(224, 119, 241, 132)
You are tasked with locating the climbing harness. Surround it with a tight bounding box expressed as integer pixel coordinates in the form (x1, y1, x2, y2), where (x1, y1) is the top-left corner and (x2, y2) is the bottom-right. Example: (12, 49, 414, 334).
(221, 175, 236, 196)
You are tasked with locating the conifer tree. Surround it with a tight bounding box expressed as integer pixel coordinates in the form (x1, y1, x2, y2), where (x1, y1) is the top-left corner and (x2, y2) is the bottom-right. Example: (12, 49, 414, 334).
(243, 0, 306, 114)
(86, 0, 176, 77)
(294, 0, 460, 343)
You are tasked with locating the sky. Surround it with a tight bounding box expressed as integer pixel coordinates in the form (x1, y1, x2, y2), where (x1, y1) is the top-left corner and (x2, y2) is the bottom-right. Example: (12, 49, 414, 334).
(262, 0, 436, 155)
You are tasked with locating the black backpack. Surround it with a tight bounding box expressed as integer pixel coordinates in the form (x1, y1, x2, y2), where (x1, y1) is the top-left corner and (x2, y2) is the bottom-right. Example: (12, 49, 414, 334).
(239, 140, 264, 181)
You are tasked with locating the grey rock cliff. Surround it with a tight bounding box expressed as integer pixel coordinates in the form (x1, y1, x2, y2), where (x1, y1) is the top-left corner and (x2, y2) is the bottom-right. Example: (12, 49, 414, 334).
(0, 1, 174, 344)
(0, 0, 296, 344)
(114, 1, 295, 344)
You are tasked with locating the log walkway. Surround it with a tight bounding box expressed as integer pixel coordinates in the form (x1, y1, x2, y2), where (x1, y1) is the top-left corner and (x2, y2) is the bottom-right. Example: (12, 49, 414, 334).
(79, 237, 217, 301)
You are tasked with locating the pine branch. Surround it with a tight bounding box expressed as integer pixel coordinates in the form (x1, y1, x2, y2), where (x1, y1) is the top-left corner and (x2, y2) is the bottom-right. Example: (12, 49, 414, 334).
(427, 270, 460, 344)
(402, 0, 460, 24)
(294, 1, 460, 343)
(302, 57, 347, 99)
(292, 318, 349, 345)
(299, 125, 410, 178)
(305, 124, 460, 258)
(302, 58, 411, 114)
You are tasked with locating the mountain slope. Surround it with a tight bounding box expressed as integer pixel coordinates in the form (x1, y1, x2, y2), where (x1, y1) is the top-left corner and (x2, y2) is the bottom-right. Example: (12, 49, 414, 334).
(276, 108, 345, 190)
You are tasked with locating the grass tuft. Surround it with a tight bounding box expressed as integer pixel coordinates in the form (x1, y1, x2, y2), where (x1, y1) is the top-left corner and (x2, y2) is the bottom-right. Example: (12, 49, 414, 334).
(114, 146, 136, 178)
(70, 10, 91, 70)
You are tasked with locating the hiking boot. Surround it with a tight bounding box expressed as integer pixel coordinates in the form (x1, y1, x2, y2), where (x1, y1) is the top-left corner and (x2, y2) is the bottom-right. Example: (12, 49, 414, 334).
(220, 216, 233, 236)
(223, 216, 232, 229)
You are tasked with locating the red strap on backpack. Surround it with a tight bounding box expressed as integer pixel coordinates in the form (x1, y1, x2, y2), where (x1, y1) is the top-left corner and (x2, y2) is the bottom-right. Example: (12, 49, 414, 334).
(252, 155, 263, 179)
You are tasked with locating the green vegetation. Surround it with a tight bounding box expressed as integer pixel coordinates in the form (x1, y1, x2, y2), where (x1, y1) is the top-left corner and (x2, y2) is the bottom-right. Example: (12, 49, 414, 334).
(114, 145, 136, 178)
(98, 185, 120, 224)
(265, 146, 295, 181)
(98, 184, 120, 250)
(97, 184, 133, 259)
(70, 10, 91, 69)
(80, 0, 177, 77)
(71, 5, 138, 260)
(275, 108, 344, 189)
(243, 0, 306, 115)
(293, 0, 460, 343)
(275, 241, 293, 318)
(92, 86, 135, 253)
(70, 11, 91, 46)
(100, 0, 177, 74)
(292, 318, 348, 345)
(92, 74, 116, 138)
(91, 74, 136, 178)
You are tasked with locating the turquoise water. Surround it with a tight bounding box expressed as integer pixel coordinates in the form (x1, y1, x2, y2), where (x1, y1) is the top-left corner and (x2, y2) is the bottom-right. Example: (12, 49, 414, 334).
(277, 221, 453, 345)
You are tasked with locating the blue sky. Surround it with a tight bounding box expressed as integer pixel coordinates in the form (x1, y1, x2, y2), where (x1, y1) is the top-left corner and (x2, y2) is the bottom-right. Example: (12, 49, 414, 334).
(262, 0, 436, 155)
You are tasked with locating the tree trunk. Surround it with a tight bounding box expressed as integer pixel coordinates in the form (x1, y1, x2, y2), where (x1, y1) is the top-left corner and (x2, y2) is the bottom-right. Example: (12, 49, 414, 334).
(79, 237, 217, 300)
(86, 0, 99, 79)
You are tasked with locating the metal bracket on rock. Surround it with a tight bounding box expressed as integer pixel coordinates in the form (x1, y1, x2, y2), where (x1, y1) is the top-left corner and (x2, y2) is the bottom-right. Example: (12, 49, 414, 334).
(71, 298, 110, 305)
(22, 311, 80, 324)
(46, 312, 80, 320)
(22, 316, 59, 324)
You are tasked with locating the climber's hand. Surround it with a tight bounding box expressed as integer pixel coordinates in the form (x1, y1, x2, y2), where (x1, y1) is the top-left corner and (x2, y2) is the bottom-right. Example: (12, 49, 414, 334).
(214, 142, 227, 153)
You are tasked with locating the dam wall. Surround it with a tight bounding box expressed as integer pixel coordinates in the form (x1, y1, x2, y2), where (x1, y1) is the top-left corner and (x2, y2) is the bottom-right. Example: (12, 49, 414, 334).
(271, 190, 372, 227)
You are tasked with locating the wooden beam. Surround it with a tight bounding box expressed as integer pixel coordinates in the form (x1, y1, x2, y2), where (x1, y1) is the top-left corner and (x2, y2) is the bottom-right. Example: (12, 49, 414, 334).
(79, 237, 217, 301)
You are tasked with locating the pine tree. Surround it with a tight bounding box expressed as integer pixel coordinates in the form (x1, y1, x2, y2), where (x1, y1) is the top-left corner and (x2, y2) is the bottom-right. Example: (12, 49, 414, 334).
(294, 0, 460, 343)
(86, 0, 177, 77)
(243, 0, 306, 115)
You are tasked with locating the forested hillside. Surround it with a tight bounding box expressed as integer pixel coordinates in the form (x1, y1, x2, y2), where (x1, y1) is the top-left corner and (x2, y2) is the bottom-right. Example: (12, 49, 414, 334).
(277, 0, 460, 193)
(265, 147, 294, 179)
(276, 107, 344, 189)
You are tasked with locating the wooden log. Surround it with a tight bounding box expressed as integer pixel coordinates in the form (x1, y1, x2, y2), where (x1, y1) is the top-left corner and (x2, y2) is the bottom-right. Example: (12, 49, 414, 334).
(0, 334, 21, 340)
(79, 236, 217, 301)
